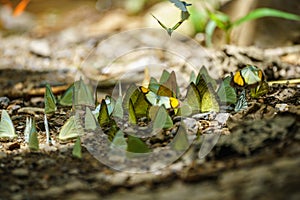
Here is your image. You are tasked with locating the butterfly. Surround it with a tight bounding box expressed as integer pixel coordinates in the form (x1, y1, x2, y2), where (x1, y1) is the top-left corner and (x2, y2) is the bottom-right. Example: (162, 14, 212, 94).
(232, 65, 265, 88)
(234, 90, 248, 112)
(152, 14, 185, 36)
(140, 86, 180, 109)
(0, 110, 16, 138)
(169, 0, 192, 12)
(217, 76, 237, 104)
(44, 83, 57, 114)
(250, 80, 269, 98)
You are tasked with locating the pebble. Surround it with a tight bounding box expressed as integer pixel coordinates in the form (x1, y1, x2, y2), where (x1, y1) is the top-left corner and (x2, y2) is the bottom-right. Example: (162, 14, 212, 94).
(0, 151, 7, 159)
(215, 113, 230, 126)
(64, 180, 88, 191)
(29, 40, 51, 57)
(37, 158, 56, 169)
(66, 192, 100, 200)
(0, 97, 10, 109)
(12, 168, 29, 177)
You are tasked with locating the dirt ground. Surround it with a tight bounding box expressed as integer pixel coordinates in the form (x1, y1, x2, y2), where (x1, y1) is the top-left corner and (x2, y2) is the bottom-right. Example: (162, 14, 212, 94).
(0, 1, 299, 200)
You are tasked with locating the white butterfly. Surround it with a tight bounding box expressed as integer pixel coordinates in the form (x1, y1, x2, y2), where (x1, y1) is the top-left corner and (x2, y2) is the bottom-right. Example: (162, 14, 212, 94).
(0, 110, 16, 139)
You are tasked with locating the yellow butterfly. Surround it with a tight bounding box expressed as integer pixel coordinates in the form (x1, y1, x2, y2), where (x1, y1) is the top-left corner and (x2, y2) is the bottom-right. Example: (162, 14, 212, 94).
(140, 86, 179, 109)
(232, 65, 264, 87)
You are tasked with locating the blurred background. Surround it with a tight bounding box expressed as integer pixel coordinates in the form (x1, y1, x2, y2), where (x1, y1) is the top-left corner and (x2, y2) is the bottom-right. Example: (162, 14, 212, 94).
(0, 0, 300, 48)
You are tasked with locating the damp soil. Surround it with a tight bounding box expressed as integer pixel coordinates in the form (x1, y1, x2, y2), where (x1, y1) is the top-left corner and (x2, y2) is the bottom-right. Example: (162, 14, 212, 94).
(0, 1, 300, 200)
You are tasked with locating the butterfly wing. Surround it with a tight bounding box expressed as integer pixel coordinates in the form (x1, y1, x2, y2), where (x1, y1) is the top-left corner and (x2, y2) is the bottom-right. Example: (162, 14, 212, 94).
(0, 110, 16, 138)
(241, 66, 262, 85)
(45, 84, 57, 114)
(234, 90, 248, 112)
(169, 0, 188, 12)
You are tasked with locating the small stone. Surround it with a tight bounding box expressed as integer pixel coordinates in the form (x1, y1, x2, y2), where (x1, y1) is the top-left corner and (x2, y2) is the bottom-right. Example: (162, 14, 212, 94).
(0, 97, 10, 109)
(37, 158, 56, 169)
(215, 113, 230, 126)
(64, 180, 87, 191)
(29, 39, 51, 57)
(12, 168, 29, 177)
(0, 151, 7, 159)
(108, 173, 129, 186)
(66, 192, 100, 200)
(8, 142, 20, 151)
(275, 103, 289, 112)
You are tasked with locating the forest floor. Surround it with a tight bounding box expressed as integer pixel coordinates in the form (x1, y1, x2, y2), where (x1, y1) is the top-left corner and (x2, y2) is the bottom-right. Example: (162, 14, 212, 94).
(0, 2, 300, 200)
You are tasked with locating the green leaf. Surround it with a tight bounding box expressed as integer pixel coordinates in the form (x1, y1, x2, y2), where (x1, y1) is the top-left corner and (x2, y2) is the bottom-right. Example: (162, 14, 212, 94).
(128, 99, 137, 125)
(28, 118, 39, 151)
(189, 6, 208, 33)
(170, 124, 189, 151)
(44, 83, 57, 114)
(217, 76, 237, 104)
(205, 20, 217, 47)
(233, 8, 300, 28)
(127, 135, 150, 153)
(111, 130, 127, 151)
(152, 106, 173, 130)
(59, 115, 81, 140)
(73, 78, 94, 107)
(98, 99, 111, 127)
(85, 107, 98, 130)
(0, 110, 16, 138)
(59, 84, 74, 106)
(72, 137, 82, 159)
(208, 11, 231, 31)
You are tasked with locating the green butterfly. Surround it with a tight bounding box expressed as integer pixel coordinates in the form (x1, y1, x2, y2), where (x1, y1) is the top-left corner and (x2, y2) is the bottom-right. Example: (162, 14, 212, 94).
(217, 76, 237, 104)
(250, 81, 269, 98)
(73, 78, 95, 108)
(152, 13, 188, 36)
(177, 82, 201, 116)
(196, 74, 220, 113)
(59, 84, 74, 106)
(72, 136, 82, 159)
(59, 115, 82, 141)
(0, 110, 16, 138)
(140, 86, 180, 109)
(28, 118, 39, 151)
(44, 83, 57, 114)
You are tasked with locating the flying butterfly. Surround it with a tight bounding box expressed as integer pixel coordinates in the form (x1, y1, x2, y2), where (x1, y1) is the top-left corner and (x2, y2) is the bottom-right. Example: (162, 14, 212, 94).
(140, 86, 180, 109)
(232, 65, 265, 88)
(152, 14, 184, 36)
(169, 0, 192, 12)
